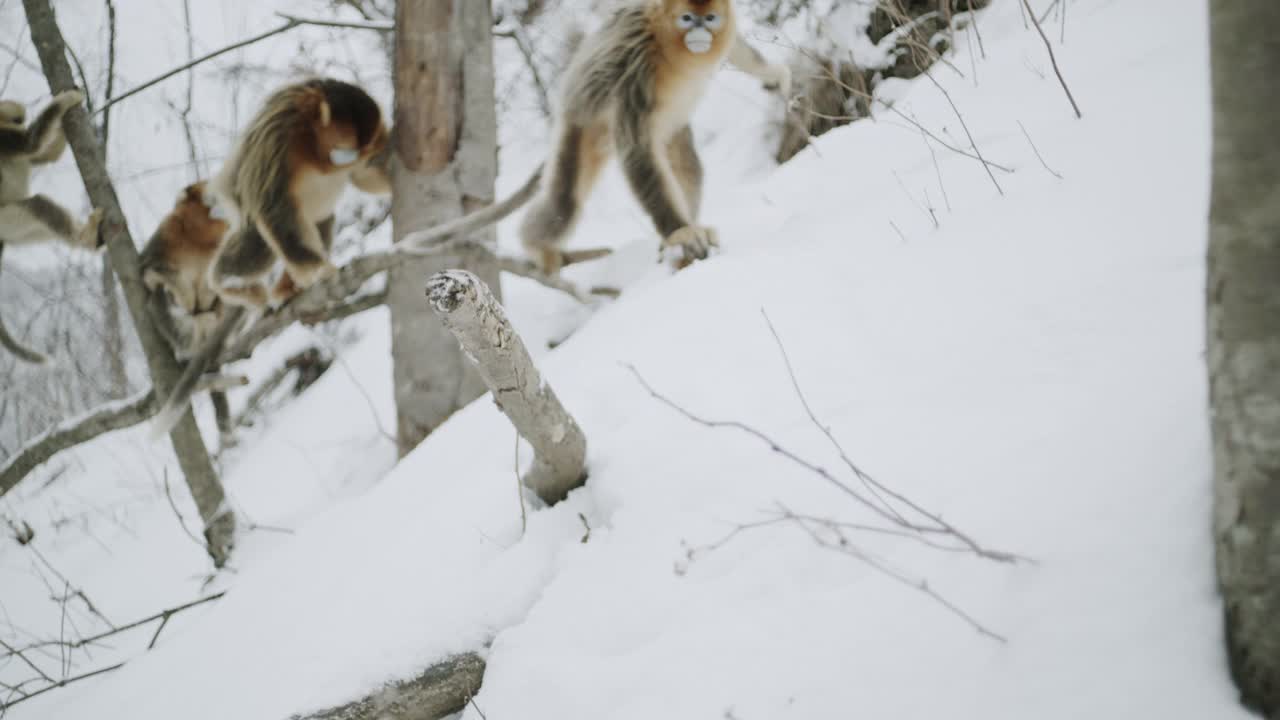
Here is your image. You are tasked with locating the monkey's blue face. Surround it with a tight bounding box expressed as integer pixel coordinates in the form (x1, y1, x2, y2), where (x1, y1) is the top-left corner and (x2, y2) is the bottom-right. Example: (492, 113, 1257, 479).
(677, 12, 723, 54)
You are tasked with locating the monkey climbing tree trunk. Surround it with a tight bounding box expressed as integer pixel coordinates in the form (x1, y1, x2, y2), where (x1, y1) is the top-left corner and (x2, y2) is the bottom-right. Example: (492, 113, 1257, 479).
(1207, 0, 1280, 715)
(388, 0, 501, 456)
(22, 0, 235, 567)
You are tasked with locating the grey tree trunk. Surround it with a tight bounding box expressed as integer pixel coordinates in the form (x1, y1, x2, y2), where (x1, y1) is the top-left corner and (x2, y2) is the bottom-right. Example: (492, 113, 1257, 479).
(427, 271, 587, 504)
(22, 0, 234, 567)
(1207, 0, 1280, 715)
(389, 0, 500, 456)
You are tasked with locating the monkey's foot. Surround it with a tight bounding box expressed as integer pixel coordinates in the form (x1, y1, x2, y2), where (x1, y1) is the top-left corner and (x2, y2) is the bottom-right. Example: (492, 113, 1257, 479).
(763, 64, 793, 99)
(528, 246, 565, 275)
(78, 209, 104, 250)
(55, 89, 86, 109)
(662, 225, 720, 267)
(189, 311, 222, 350)
(283, 260, 338, 290)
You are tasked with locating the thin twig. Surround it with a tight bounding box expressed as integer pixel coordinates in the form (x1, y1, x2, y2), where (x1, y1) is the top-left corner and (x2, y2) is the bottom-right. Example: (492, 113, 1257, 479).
(163, 469, 204, 549)
(11, 593, 225, 659)
(922, 131, 952, 212)
(94, 19, 302, 116)
(1016, 120, 1062, 179)
(515, 431, 527, 536)
(1020, 0, 1082, 118)
(275, 12, 393, 31)
(791, 514, 1007, 642)
(919, 67, 1003, 195)
(0, 661, 124, 713)
(0, 638, 52, 684)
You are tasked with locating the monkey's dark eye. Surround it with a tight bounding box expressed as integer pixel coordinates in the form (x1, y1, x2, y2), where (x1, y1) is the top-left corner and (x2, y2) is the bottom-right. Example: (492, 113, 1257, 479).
(704, 13, 723, 29)
(677, 13, 697, 29)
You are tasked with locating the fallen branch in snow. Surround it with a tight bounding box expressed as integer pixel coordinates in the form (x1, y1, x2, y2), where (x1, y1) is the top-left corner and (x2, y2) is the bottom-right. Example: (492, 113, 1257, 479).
(919, 67, 1004, 196)
(0, 593, 225, 713)
(0, 658, 125, 714)
(627, 313, 1029, 641)
(1019, 0, 1082, 119)
(0, 389, 156, 497)
(426, 270, 588, 505)
(7, 592, 225, 658)
(784, 507, 1008, 643)
(290, 653, 486, 720)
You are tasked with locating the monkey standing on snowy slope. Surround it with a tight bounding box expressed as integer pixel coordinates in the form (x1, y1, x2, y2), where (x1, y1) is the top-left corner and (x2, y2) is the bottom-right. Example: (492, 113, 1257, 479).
(400, 0, 790, 271)
(521, 0, 790, 271)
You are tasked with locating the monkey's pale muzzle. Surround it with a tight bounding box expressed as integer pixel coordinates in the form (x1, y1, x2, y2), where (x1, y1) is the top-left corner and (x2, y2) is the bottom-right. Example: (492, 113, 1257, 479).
(684, 28, 713, 54)
(330, 148, 360, 166)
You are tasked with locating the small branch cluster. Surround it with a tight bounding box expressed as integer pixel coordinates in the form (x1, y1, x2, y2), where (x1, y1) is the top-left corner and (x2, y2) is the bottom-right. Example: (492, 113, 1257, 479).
(0, 593, 224, 714)
(632, 311, 1028, 643)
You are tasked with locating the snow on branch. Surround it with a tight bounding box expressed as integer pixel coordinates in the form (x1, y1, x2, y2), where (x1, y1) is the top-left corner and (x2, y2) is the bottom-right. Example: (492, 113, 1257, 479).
(426, 270, 588, 505)
(0, 389, 156, 497)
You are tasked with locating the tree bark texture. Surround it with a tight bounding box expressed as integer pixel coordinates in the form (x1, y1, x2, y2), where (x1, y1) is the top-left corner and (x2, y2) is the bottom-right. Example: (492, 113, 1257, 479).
(389, 0, 500, 457)
(290, 653, 485, 720)
(21, 0, 234, 567)
(427, 271, 587, 504)
(1208, 0, 1280, 715)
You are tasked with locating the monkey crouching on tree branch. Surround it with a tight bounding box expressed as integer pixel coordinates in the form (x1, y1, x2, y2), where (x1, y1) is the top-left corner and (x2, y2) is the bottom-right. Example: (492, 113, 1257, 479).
(206, 78, 390, 310)
(151, 78, 390, 438)
(140, 181, 231, 358)
(520, 0, 790, 272)
(0, 90, 102, 364)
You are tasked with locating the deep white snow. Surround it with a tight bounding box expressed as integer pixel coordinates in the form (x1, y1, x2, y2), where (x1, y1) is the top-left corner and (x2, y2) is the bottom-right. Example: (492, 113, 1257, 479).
(0, 0, 1251, 718)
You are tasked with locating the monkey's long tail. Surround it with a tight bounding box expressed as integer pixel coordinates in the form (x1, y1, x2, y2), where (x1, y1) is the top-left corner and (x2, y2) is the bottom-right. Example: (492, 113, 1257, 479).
(0, 244, 48, 365)
(395, 166, 543, 250)
(149, 306, 246, 441)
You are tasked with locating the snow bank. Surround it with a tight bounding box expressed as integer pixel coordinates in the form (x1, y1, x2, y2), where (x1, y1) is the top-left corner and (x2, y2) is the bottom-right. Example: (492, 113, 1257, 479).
(4, 0, 1248, 718)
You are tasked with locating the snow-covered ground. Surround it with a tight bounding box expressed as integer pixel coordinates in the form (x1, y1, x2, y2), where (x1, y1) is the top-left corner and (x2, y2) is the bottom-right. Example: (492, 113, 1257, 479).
(1, 0, 1250, 718)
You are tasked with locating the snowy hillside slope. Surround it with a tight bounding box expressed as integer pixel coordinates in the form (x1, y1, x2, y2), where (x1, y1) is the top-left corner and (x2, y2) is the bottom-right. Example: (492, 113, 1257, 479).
(2, 0, 1250, 718)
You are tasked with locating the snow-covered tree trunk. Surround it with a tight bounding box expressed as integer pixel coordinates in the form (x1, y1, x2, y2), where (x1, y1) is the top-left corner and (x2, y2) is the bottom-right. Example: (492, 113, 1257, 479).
(290, 653, 485, 720)
(388, 0, 500, 457)
(1207, 0, 1280, 715)
(426, 271, 586, 504)
(22, 0, 233, 567)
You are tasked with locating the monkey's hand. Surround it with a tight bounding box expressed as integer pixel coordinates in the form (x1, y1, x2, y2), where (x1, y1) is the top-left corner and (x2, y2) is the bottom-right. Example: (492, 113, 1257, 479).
(762, 64, 792, 101)
(76, 209, 104, 250)
(662, 225, 720, 266)
(53, 89, 86, 110)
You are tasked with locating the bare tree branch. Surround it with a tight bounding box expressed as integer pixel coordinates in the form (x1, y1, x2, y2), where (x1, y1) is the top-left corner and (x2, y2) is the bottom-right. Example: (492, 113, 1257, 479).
(0, 389, 156, 497)
(275, 12, 393, 31)
(1019, 0, 1082, 118)
(24, 0, 234, 567)
(93, 19, 302, 116)
(426, 270, 588, 504)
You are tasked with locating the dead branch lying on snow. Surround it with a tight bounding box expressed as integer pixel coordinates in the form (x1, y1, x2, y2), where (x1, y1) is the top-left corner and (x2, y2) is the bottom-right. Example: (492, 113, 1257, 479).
(427, 270, 588, 505)
(626, 311, 1030, 643)
(0, 592, 225, 714)
(289, 653, 486, 720)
